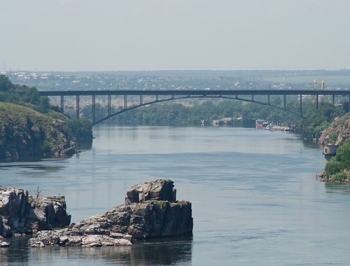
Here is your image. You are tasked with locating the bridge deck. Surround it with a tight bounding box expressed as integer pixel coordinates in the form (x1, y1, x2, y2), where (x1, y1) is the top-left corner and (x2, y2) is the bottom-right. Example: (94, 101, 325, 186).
(38, 89, 350, 97)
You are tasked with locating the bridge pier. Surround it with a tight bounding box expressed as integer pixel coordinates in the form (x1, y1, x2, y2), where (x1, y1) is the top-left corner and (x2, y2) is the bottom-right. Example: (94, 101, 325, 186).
(300, 95, 303, 116)
(284, 95, 286, 109)
(268, 94, 270, 105)
(60, 95, 64, 112)
(76, 95, 80, 119)
(92, 95, 95, 124)
(124, 95, 127, 109)
(316, 95, 319, 109)
(108, 95, 111, 116)
(140, 95, 143, 105)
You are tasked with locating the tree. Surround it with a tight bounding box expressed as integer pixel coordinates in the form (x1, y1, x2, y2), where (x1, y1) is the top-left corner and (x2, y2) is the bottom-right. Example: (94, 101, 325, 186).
(23, 87, 40, 105)
(0, 75, 13, 92)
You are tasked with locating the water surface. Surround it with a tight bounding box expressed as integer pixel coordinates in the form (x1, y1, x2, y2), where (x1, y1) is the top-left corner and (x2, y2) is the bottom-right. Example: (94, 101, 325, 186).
(1, 126, 349, 265)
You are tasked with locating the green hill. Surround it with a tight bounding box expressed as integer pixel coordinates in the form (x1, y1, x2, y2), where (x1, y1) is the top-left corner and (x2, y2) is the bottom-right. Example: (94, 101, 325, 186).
(0, 102, 78, 159)
(0, 74, 93, 159)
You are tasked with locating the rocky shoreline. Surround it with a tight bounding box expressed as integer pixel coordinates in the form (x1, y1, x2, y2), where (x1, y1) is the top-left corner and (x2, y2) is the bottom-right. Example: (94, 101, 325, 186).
(317, 172, 350, 185)
(1, 179, 193, 248)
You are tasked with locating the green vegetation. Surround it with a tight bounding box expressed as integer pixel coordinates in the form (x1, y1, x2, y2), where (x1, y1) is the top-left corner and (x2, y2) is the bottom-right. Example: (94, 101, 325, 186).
(0, 74, 93, 158)
(64, 118, 93, 141)
(300, 103, 345, 139)
(81, 96, 346, 140)
(325, 141, 350, 181)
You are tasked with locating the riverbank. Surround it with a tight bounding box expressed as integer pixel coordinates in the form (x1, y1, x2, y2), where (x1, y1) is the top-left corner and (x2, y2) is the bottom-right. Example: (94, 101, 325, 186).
(317, 172, 350, 185)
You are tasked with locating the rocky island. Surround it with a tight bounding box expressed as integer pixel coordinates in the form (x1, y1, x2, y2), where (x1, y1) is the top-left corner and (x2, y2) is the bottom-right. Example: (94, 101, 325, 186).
(0, 179, 193, 248)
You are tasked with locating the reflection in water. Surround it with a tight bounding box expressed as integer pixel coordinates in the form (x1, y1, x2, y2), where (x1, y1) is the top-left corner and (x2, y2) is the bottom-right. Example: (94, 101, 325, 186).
(302, 139, 323, 150)
(0, 237, 29, 265)
(76, 140, 93, 150)
(0, 164, 65, 178)
(129, 237, 193, 265)
(325, 182, 350, 194)
(1, 236, 192, 266)
(0, 156, 43, 164)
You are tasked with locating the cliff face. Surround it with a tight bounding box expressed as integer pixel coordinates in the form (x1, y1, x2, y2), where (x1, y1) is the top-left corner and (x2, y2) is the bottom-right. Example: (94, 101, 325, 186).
(318, 113, 350, 146)
(0, 103, 76, 159)
(0, 186, 71, 238)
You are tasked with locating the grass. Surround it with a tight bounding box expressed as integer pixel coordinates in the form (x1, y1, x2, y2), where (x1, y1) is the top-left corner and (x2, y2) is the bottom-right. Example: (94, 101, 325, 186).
(0, 102, 54, 125)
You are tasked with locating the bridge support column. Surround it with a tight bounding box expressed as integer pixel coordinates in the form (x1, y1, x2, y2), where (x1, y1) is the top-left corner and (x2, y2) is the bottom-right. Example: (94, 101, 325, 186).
(251, 95, 254, 101)
(140, 95, 143, 105)
(92, 95, 95, 124)
(300, 95, 303, 116)
(316, 95, 319, 109)
(332, 95, 335, 106)
(76, 95, 80, 119)
(268, 94, 270, 105)
(60, 95, 64, 112)
(108, 95, 111, 116)
(284, 95, 286, 109)
(156, 95, 159, 101)
(124, 95, 127, 109)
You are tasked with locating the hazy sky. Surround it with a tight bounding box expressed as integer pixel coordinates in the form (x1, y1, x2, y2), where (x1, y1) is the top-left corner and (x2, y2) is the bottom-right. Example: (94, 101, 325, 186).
(1, 0, 350, 71)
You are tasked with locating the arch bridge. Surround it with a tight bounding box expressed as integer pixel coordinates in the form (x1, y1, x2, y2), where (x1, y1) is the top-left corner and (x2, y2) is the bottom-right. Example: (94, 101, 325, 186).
(38, 89, 350, 126)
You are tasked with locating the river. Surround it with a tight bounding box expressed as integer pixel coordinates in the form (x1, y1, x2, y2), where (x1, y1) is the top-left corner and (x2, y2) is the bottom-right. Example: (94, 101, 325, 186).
(1, 126, 350, 265)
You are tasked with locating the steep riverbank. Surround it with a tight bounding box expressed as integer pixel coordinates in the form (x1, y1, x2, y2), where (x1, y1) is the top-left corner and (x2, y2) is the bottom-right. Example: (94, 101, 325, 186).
(317, 113, 350, 184)
(0, 103, 78, 159)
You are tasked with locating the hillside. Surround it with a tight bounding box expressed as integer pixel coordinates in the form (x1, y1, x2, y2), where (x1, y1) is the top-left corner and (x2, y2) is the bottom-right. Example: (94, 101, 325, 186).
(318, 113, 350, 146)
(0, 102, 76, 159)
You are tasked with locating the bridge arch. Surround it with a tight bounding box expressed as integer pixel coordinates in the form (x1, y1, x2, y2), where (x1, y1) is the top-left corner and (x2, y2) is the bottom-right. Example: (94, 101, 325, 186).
(39, 89, 349, 126)
(91, 95, 304, 126)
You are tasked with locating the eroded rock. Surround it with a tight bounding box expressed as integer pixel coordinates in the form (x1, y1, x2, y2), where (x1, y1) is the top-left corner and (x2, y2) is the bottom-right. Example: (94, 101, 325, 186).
(28, 179, 193, 247)
(0, 186, 71, 238)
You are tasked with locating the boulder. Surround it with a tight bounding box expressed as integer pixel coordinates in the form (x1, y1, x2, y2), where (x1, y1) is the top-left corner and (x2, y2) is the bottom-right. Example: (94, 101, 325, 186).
(0, 186, 71, 237)
(125, 179, 176, 204)
(28, 179, 193, 247)
(0, 240, 10, 248)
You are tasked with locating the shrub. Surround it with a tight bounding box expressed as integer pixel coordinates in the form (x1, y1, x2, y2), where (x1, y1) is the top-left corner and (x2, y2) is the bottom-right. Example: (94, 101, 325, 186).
(334, 141, 350, 169)
(332, 172, 346, 181)
(64, 118, 93, 141)
(325, 160, 342, 176)
(41, 140, 52, 153)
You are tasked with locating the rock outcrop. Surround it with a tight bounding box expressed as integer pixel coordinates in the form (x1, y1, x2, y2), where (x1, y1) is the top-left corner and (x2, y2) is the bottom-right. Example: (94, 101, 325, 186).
(125, 178, 177, 204)
(28, 179, 193, 247)
(318, 113, 350, 146)
(0, 186, 71, 238)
